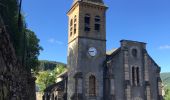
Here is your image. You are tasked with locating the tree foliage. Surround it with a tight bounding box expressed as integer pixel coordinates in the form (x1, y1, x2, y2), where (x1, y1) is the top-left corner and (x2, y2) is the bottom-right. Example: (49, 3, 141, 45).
(36, 65, 67, 92)
(25, 29, 43, 70)
(164, 88, 170, 100)
(38, 60, 66, 71)
(36, 71, 55, 92)
(53, 64, 67, 75)
(0, 0, 42, 71)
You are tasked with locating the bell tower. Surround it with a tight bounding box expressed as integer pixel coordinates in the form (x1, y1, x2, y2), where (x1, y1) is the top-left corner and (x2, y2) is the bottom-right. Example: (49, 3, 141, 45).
(67, 0, 107, 100)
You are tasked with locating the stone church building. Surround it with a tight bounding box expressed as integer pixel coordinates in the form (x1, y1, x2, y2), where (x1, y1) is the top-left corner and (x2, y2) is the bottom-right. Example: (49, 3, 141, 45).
(43, 0, 163, 100)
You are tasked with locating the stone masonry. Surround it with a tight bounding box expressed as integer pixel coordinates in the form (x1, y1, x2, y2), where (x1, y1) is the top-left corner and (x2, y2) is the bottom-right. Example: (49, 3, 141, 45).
(0, 16, 36, 100)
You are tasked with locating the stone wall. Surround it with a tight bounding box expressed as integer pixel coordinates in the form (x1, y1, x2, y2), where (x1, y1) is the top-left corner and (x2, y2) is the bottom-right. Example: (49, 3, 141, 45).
(0, 16, 36, 100)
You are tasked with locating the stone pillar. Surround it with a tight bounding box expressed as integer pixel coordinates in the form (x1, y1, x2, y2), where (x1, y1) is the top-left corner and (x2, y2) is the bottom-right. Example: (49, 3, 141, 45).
(144, 53, 151, 100)
(110, 78, 114, 95)
(146, 85, 151, 100)
(158, 81, 162, 95)
(144, 53, 149, 82)
(157, 76, 163, 100)
(125, 85, 131, 100)
(77, 78, 83, 94)
(72, 72, 83, 100)
(123, 48, 131, 100)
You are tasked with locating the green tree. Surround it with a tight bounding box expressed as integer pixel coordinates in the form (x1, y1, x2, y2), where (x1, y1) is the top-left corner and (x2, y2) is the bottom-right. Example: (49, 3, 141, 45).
(25, 29, 43, 71)
(0, 0, 43, 71)
(36, 71, 56, 92)
(36, 64, 67, 92)
(164, 88, 170, 100)
(53, 64, 67, 75)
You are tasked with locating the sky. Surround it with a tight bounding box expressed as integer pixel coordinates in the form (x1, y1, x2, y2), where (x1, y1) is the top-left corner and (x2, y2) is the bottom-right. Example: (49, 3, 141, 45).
(23, 0, 170, 72)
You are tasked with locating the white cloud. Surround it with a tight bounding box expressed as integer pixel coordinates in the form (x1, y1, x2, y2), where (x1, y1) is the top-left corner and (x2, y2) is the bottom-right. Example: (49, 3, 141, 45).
(159, 45, 170, 50)
(48, 38, 63, 45)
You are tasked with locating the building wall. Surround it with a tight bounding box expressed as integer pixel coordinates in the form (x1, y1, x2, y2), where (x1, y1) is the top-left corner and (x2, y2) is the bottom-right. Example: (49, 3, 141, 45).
(67, 1, 107, 100)
(107, 52, 125, 100)
(106, 40, 163, 100)
(121, 40, 146, 100)
(67, 38, 79, 100)
(77, 38, 105, 100)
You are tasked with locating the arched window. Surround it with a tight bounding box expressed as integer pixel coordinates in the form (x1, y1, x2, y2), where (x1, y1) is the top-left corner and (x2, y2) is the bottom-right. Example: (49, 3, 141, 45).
(89, 75, 96, 96)
(94, 16, 100, 31)
(136, 67, 139, 84)
(74, 15, 77, 34)
(132, 66, 135, 85)
(70, 19, 73, 36)
(131, 66, 140, 86)
(84, 14, 90, 32)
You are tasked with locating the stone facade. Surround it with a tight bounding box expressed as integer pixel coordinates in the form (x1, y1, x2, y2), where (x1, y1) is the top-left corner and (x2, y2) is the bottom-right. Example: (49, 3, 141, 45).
(0, 16, 36, 100)
(43, 0, 163, 100)
(105, 40, 163, 100)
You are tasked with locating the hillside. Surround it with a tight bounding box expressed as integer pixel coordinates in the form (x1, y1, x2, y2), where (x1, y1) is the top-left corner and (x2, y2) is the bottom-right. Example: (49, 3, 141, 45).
(38, 60, 66, 71)
(161, 72, 170, 88)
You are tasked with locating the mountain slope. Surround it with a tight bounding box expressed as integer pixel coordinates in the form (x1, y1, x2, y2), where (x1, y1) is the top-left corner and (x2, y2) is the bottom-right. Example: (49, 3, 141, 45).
(161, 72, 170, 88)
(38, 60, 66, 71)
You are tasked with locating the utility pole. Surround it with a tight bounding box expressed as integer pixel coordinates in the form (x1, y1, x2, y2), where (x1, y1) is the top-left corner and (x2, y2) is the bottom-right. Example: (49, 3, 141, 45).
(18, 0, 22, 29)
(18, 0, 26, 66)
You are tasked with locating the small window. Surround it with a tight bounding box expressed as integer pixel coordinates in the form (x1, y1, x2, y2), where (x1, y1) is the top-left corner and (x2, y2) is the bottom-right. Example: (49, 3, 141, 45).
(70, 27, 73, 36)
(74, 24, 76, 34)
(70, 19, 73, 36)
(85, 14, 90, 24)
(95, 16, 100, 22)
(70, 19, 73, 26)
(74, 15, 77, 22)
(89, 75, 96, 96)
(95, 24, 100, 31)
(132, 67, 135, 85)
(94, 16, 100, 31)
(136, 67, 139, 84)
(84, 14, 90, 32)
(74, 15, 77, 34)
(132, 49, 137, 57)
(85, 27, 90, 32)
(131, 66, 140, 86)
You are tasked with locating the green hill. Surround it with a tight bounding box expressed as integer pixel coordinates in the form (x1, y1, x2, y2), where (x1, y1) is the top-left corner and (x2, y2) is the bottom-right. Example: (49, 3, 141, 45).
(38, 60, 66, 71)
(161, 72, 170, 89)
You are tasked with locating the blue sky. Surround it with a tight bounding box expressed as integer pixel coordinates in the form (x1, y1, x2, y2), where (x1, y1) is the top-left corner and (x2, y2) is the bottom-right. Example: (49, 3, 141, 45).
(23, 0, 170, 72)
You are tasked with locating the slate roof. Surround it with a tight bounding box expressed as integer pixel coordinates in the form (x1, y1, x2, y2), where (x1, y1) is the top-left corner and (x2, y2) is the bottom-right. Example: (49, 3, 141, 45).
(106, 48, 118, 55)
(44, 80, 65, 92)
(74, 0, 104, 4)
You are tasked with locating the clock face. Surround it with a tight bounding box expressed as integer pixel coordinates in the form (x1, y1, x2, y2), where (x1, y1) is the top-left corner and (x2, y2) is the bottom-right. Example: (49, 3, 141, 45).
(88, 47, 97, 57)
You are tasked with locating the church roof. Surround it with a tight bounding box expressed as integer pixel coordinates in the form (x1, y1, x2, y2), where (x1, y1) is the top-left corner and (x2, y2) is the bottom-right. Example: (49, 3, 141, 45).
(106, 48, 121, 61)
(56, 69, 68, 78)
(85, 0, 103, 3)
(106, 48, 118, 55)
(73, 0, 106, 6)
(74, 0, 104, 4)
(44, 81, 65, 92)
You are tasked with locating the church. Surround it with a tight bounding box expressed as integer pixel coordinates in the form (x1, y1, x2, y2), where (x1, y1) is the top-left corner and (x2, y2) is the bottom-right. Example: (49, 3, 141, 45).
(43, 0, 163, 100)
